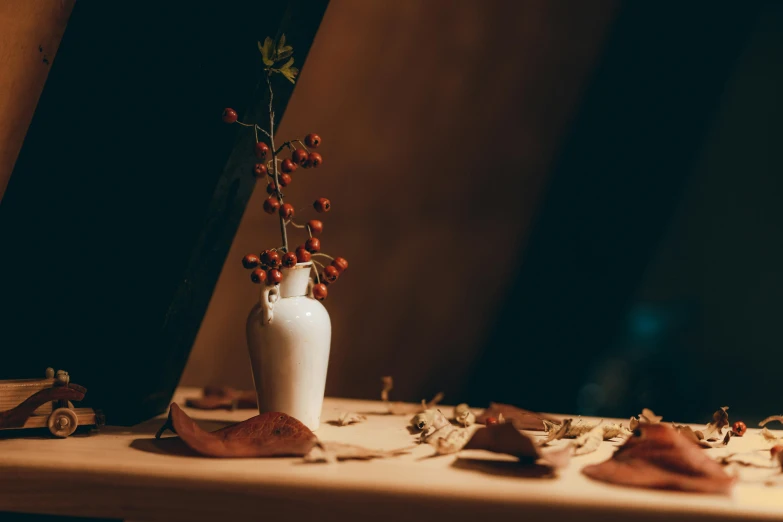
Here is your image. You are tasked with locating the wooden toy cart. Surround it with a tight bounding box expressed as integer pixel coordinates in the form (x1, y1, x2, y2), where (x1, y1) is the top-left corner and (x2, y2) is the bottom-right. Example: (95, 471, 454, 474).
(0, 368, 103, 437)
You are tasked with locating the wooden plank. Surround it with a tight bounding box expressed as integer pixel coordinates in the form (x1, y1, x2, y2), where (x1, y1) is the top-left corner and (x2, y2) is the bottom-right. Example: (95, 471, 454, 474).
(0, 379, 54, 415)
(0, 388, 780, 522)
(0, 0, 329, 426)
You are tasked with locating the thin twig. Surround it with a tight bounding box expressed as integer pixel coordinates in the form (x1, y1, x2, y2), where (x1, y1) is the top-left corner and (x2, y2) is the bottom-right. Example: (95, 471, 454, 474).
(267, 73, 289, 253)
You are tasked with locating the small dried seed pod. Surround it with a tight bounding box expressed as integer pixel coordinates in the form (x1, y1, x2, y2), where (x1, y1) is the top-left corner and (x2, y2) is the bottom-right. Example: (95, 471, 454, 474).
(45, 367, 55, 379)
(411, 412, 432, 431)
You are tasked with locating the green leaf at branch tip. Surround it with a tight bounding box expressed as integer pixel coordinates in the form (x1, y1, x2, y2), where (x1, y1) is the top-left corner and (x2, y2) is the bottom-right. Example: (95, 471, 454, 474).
(281, 66, 298, 84)
(258, 37, 274, 66)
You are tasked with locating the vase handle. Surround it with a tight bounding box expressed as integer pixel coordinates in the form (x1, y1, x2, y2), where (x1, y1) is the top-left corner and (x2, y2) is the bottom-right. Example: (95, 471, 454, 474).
(260, 285, 280, 325)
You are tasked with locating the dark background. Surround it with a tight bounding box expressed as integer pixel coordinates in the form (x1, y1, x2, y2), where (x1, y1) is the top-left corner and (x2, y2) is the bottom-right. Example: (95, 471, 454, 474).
(2, 0, 781, 425)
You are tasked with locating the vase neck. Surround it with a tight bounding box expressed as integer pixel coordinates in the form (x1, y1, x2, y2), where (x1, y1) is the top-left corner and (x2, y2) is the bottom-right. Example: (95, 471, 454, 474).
(278, 262, 312, 297)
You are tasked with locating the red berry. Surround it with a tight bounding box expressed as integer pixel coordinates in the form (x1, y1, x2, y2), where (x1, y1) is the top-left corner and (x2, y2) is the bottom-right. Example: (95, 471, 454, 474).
(312, 283, 328, 300)
(485, 417, 499, 426)
(282, 252, 298, 268)
(281, 158, 297, 174)
(307, 220, 323, 236)
(254, 163, 268, 178)
(267, 269, 283, 285)
(250, 268, 266, 284)
(266, 182, 277, 195)
(732, 421, 747, 437)
(278, 173, 292, 187)
(305, 237, 321, 253)
(292, 149, 308, 166)
(263, 197, 280, 214)
(304, 133, 321, 148)
(260, 249, 281, 268)
(313, 198, 331, 213)
(279, 203, 295, 220)
(295, 246, 311, 263)
(772, 445, 783, 459)
(242, 254, 261, 269)
(222, 108, 237, 124)
(323, 265, 339, 283)
(306, 152, 323, 168)
(254, 142, 270, 160)
(331, 257, 348, 272)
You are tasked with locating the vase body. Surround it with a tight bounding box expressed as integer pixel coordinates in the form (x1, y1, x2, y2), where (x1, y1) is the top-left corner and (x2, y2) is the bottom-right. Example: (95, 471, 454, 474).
(246, 262, 331, 430)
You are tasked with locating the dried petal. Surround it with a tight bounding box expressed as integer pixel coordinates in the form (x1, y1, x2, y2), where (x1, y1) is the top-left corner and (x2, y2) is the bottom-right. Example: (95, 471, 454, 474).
(582, 423, 735, 494)
(155, 403, 317, 458)
(476, 403, 557, 431)
(304, 442, 412, 463)
(464, 423, 571, 468)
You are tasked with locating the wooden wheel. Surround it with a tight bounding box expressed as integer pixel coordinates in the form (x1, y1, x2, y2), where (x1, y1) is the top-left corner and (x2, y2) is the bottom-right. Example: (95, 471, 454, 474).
(48, 407, 78, 437)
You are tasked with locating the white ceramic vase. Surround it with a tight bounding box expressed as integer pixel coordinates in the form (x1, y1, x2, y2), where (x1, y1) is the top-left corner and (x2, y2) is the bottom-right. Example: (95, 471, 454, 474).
(246, 261, 331, 430)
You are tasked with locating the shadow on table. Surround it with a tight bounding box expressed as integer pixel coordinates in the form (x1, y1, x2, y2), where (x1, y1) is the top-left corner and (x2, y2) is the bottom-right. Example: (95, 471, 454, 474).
(451, 457, 558, 479)
(128, 418, 235, 457)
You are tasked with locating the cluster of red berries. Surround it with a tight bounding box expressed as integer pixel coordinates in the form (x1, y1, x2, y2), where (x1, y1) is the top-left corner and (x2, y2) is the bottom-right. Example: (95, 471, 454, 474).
(223, 108, 347, 301)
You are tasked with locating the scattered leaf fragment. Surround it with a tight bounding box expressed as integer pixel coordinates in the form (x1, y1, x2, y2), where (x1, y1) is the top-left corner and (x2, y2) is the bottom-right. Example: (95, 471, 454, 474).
(334, 412, 367, 426)
(433, 427, 473, 455)
(453, 403, 476, 427)
(381, 376, 444, 415)
(629, 408, 663, 431)
(674, 424, 732, 449)
(155, 403, 317, 458)
(761, 427, 781, 443)
(477, 403, 557, 431)
(582, 423, 735, 494)
(463, 423, 571, 468)
(539, 419, 573, 445)
(303, 441, 412, 463)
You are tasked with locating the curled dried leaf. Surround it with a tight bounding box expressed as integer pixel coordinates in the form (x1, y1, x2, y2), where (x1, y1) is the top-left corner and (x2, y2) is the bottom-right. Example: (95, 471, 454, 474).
(464, 423, 571, 468)
(673, 424, 731, 448)
(433, 427, 473, 455)
(155, 403, 317, 458)
(414, 409, 452, 443)
(540, 419, 573, 446)
(476, 403, 556, 431)
(303, 441, 413, 463)
(572, 424, 605, 456)
(759, 415, 783, 428)
(701, 406, 730, 441)
(453, 406, 476, 428)
(582, 423, 735, 494)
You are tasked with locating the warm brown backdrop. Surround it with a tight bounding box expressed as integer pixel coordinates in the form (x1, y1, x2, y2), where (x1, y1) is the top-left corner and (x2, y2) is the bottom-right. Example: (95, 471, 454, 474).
(180, 0, 617, 400)
(0, 0, 73, 200)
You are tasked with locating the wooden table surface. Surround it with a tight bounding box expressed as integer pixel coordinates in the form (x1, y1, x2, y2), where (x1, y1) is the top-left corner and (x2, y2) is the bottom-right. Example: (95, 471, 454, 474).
(0, 387, 781, 522)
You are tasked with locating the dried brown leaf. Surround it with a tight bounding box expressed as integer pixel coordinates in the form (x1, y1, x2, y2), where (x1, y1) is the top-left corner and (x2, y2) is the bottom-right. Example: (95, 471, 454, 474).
(155, 403, 317, 458)
(433, 428, 473, 455)
(701, 406, 730, 441)
(476, 403, 557, 431)
(630, 408, 663, 431)
(304, 442, 413, 463)
(582, 423, 735, 494)
(464, 423, 571, 468)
